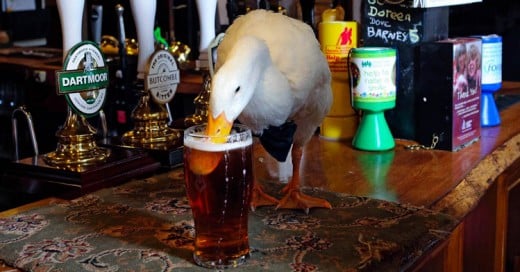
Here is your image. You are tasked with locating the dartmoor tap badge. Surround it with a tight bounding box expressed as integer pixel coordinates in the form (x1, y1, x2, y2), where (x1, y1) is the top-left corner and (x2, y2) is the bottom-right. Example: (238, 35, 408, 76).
(56, 41, 109, 117)
(145, 50, 180, 104)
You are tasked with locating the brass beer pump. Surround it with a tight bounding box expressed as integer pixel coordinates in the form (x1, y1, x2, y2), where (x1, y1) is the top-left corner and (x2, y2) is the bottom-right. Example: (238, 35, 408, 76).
(184, 73, 210, 127)
(43, 0, 109, 170)
(2, 0, 160, 196)
(120, 82, 181, 150)
(43, 110, 110, 169)
(121, 0, 181, 151)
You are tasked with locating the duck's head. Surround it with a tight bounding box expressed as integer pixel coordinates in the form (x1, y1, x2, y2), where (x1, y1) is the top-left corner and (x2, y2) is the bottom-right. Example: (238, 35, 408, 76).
(206, 35, 270, 142)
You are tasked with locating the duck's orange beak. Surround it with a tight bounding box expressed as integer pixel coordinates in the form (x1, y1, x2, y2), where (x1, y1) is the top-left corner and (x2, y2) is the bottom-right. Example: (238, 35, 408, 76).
(187, 111, 233, 175)
(206, 111, 233, 143)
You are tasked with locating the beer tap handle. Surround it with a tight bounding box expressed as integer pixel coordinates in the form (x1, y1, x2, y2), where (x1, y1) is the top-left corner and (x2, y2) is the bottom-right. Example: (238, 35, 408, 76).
(226, 0, 238, 23)
(299, 0, 315, 29)
(57, 0, 85, 59)
(91, 4, 103, 44)
(168, 0, 175, 42)
(259, 0, 270, 10)
(130, 0, 156, 80)
(115, 4, 127, 87)
(195, 0, 217, 69)
(116, 4, 127, 53)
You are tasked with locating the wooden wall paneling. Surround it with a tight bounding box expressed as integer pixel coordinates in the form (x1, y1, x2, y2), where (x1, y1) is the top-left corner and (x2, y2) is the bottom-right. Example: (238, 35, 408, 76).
(495, 174, 508, 272)
(505, 158, 520, 272)
(463, 180, 498, 271)
(444, 223, 464, 272)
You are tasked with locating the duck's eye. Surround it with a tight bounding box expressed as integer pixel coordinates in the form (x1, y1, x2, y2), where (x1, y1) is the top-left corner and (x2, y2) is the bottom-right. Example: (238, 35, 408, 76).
(235, 86, 240, 94)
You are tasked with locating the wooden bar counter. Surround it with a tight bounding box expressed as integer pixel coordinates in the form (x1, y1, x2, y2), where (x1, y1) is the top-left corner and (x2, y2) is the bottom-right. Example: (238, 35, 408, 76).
(1, 60, 520, 270)
(252, 81, 520, 271)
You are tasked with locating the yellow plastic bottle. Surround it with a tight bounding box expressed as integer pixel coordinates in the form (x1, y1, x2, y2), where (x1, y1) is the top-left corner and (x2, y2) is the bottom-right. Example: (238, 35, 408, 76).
(318, 8, 358, 140)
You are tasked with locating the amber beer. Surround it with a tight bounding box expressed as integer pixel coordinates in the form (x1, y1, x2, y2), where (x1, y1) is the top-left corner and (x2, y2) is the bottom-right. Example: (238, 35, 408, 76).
(183, 124, 254, 269)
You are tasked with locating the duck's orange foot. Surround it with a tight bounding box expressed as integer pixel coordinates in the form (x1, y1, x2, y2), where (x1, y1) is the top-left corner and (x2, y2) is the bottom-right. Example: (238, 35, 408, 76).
(276, 189, 332, 214)
(251, 185, 279, 211)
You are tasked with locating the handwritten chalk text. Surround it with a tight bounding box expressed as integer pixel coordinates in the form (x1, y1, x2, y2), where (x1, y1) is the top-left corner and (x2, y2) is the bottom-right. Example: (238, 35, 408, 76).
(368, 6, 411, 22)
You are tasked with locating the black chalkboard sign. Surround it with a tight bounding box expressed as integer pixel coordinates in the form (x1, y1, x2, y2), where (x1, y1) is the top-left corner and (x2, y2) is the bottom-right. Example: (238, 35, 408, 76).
(362, 1, 448, 46)
(360, 0, 449, 140)
(363, 2, 421, 45)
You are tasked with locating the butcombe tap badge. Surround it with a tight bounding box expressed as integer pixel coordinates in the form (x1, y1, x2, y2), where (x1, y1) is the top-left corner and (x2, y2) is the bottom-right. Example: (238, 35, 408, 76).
(56, 41, 109, 117)
(145, 49, 180, 104)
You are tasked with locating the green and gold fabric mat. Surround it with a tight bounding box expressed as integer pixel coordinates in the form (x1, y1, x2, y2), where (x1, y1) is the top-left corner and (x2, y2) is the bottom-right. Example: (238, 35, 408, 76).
(0, 169, 456, 271)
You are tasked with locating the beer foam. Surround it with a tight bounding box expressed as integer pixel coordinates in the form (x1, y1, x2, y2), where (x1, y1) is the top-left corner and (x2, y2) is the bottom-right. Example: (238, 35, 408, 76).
(184, 135, 252, 152)
(184, 125, 253, 152)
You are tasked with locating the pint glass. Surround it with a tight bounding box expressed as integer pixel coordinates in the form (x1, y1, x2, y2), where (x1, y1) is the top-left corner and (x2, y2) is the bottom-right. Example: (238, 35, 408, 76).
(183, 124, 254, 269)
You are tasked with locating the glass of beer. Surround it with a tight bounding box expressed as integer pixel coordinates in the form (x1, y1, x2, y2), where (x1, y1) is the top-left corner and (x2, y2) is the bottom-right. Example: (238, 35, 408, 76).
(183, 124, 254, 269)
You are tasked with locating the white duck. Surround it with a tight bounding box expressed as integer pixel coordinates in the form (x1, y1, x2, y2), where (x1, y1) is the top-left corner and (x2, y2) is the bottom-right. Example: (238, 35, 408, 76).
(206, 9, 333, 213)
